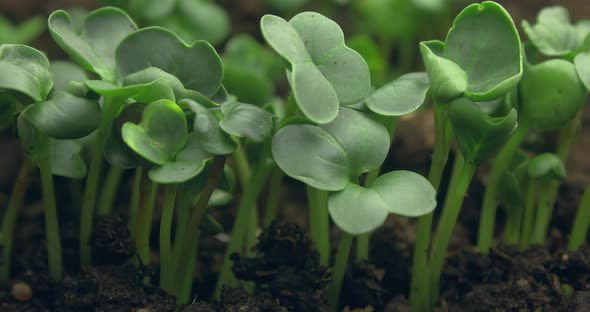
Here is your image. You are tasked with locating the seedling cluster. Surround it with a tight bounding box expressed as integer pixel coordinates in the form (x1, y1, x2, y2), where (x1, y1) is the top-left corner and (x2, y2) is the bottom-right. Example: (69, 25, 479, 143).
(0, 1, 588, 311)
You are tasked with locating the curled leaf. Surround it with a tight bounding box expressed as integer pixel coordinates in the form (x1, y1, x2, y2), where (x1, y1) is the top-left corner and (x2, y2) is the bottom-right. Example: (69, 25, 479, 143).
(0, 44, 52, 102)
(528, 153, 566, 181)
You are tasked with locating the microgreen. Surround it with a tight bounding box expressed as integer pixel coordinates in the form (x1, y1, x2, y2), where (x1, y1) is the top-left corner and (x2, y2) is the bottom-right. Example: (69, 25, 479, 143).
(0, 14, 45, 44)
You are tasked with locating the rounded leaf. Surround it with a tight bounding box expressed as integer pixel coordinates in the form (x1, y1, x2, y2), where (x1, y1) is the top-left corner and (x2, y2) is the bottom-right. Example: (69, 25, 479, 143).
(365, 72, 430, 116)
(122, 100, 187, 165)
(50, 61, 89, 96)
(445, 1, 522, 101)
(219, 102, 274, 143)
(116, 27, 223, 97)
(321, 108, 390, 178)
(520, 59, 587, 131)
(272, 124, 349, 191)
(48, 7, 138, 81)
(175, 0, 230, 45)
(575, 52, 590, 90)
(328, 183, 389, 235)
(528, 153, 566, 181)
(50, 139, 87, 179)
(183, 99, 236, 155)
(371, 171, 437, 217)
(86, 79, 175, 103)
(0, 44, 52, 102)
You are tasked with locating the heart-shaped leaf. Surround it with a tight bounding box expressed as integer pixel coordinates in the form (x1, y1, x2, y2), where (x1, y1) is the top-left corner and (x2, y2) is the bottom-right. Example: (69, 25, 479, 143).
(520, 59, 587, 131)
(148, 133, 213, 183)
(50, 61, 89, 96)
(321, 107, 390, 178)
(122, 99, 187, 165)
(183, 99, 236, 155)
(219, 102, 274, 143)
(116, 27, 223, 97)
(24, 91, 102, 139)
(444, 1, 522, 101)
(273, 124, 349, 191)
(328, 170, 436, 235)
(448, 97, 517, 163)
(0, 44, 52, 102)
(50, 139, 87, 179)
(328, 183, 389, 235)
(527, 153, 566, 181)
(522, 6, 590, 58)
(261, 12, 370, 123)
(575, 52, 590, 90)
(48, 7, 137, 81)
(365, 72, 430, 116)
(371, 171, 437, 217)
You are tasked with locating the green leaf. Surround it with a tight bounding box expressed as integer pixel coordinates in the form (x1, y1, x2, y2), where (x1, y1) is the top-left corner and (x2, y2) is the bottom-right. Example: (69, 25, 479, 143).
(0, 15, 45, 44)
(520, 59, 587, 131)
(347, 35, 386, 86)
(0, 44, 52, 102)
(223, 64, 272, 105)
(48, 7, 137, 81)
(522, 6, 588, 58)
(444, 1, 522, 101)
(130, 0, 175, 20)
(122, 100, 187, 165)
(50, 61, 89, 96)
(0, 94, 19, 129)
(448, 97, 517, 163)
(16, 107, 49, 163)
(50, 139, 87, 179)
(328, 183, 389, 235)
(261, 12, 370, 123)
(420, 41, 468, 102)
(575, 52, 590, 90)
(219, 102, 274, 143)
(175, 0, 230, 45)
(321, 107, 390, 178)
(24, 91, 102, 139)
(183, 99, 236, 155)
(528, 153, 566, 181)
(371, 171, 437, 217)
(86, 79, 175, 103)
(497, 149, 529, 207)
(104, 130, 140, 168)
(148, 133, 213, 183)
(365, 72, 429, 116)
(272, 124, 349, 191)
(116, 27, 223, 97)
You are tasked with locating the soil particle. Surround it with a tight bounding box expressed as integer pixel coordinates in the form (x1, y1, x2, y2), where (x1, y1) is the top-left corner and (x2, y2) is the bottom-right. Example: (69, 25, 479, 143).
(10, 281, 32, 302)
(90, 216, 135, 265)
(230, 222, 329, 311)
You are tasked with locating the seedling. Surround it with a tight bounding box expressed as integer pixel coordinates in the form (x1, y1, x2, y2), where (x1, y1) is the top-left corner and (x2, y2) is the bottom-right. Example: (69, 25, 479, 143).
(0, 14, 45, 44)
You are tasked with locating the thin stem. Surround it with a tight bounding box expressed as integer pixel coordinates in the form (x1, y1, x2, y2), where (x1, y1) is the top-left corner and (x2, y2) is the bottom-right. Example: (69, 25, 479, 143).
(128, 167, 142, 237)
(520, 181, 537, 249)
(429, 160, 477, 307)
(307, 185, 330, 267)
(0, 159, 32, 283)
(503, 205, 522, 245)
(214, 159, 272, 298)
(80, 96, 119, 265)
(327, 232, 354, 311)
(174, 156, 226, 303)
(264, 165, 284, 228)
(355, 234, 370, 263)
(569, 183, 590, 251)
(97, 166, 123, 217)
(159, 183, 178, 291)
(38, 139, 63, 280)
(135, 171, 158, 274)
(477, 120, 529, 254)
(410, 101, 451, 312)
(531, 113, 581, 244)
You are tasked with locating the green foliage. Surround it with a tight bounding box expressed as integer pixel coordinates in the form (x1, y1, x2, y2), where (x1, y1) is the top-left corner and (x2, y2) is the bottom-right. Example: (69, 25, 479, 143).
(421, 1, 522, 103)
(365, 72, 430, 116)
(522, 6, 590, 58)
(575, 52, 590, 89)
(0, 15, 45, 45)
(261, 12, 371, 123)
(0, 44, 53, 103)
(527, 153, 566, 181)
(219, 102, 274, 143)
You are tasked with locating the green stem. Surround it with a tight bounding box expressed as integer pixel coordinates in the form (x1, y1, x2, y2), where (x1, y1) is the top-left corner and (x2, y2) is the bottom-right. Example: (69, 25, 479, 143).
(135, 171, 158, 273)
(174, 156, 226, 303)
(264, 165, 284, 228)
(477, 120, 528, 254)
(410, 101, 451, 312)
(531, 114, 581, 244)
(80, 96, 119, 266)
(307, 185, 330, 267)
(38, 139, 63, 280)
(520, 181, 537, 249)
(569, 183, 590, 251)
(159, 183, 178, 292)
(327, 232, 354, 311)
(355, 234, 370, 263)
(96, 166, 123, 217)
(503, 205, 522, 245)
(429, 160, 477, 307)
(214, 159, 272, 298)
(128, 167, 142, 237)
(0, 159, 32, 283)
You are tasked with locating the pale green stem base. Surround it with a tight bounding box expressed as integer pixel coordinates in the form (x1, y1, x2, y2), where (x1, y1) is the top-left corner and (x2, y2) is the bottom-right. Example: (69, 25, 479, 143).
(97, 166, 123, 217)
(307, 185, 330, 267)
(569, 184, 590, 251)
(328, 232, 353, 311)
(159, 184, 178, 292)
